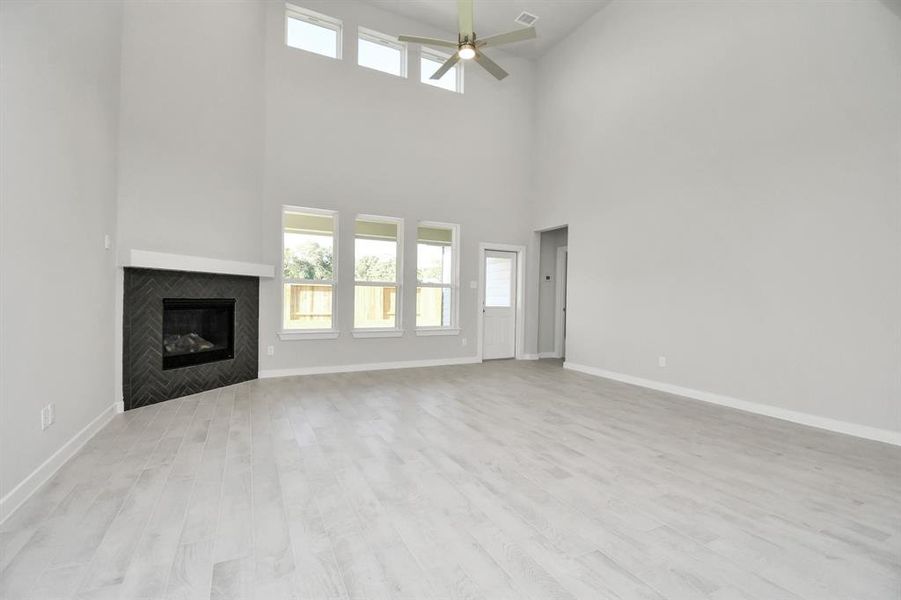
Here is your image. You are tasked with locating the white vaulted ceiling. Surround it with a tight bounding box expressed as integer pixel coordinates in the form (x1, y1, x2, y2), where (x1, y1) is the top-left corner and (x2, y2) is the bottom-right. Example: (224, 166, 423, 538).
(359, 0, 612, 59)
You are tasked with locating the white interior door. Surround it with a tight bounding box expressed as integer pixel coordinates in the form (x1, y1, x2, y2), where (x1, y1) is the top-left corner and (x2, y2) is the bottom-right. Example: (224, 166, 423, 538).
(483, 250, 517, 360)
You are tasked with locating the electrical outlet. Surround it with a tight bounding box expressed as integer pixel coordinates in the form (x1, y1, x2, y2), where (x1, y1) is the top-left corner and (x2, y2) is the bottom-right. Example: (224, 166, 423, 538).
(266, 345, 275, 356)
(103, 234, 111, 250)
(461, 337, 467, 347)
(658, 356, 667, 368)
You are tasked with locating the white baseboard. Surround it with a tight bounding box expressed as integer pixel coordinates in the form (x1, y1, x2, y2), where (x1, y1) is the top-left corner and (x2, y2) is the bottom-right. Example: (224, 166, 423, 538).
(259, 356, 482, 379)
(520, 353, 539, 360)
(0, 402, 118, 524)
(563, 362, 901, 447)
(115, 401, 124, 414)
(538, 352, 561, 359)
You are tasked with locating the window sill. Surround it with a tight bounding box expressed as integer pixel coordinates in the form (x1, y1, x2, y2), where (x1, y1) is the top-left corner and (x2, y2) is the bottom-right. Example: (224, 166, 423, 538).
(415, 328, 460, 337)
(278, 330, 339, 341)
(351, 329, 404, 339)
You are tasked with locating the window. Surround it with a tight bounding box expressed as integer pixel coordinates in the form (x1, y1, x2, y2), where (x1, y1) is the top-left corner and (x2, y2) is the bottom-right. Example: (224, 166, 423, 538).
(282, 207, 338, 336)
(421, 48, 463, 93)
(416, 222, 459, 331)
(358, 28, 406, 77)
(354, 216, 403, 333)
(286, 4, 342, 59)
(485, 255, 513, 307)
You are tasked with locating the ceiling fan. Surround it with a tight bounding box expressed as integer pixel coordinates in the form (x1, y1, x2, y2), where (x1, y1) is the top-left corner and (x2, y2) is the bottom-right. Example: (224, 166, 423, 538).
(398, 0, 537, 81)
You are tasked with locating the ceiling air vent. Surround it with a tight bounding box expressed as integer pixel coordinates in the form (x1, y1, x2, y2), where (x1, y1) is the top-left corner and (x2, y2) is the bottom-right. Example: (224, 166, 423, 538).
(515, 11, 539, 27)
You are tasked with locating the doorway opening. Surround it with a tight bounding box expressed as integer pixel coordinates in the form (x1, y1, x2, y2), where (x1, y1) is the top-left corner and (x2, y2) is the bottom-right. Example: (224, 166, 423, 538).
(538, 226, 568, 359)
(478, 243, 525, 361)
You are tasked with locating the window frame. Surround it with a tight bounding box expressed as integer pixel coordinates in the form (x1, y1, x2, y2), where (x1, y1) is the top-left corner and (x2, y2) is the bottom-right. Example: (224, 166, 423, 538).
(285, 3, 343, 60)
(420, 47, 464, 94)
(353, 214, 404, 337)
(357, 27, 407, 78)
(279, 205, 340, 340)
(415, 221, 461, 335)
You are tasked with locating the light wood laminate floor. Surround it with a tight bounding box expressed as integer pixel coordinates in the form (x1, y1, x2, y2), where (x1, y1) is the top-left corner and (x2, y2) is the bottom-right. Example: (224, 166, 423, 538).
(1, 360, 899, 600)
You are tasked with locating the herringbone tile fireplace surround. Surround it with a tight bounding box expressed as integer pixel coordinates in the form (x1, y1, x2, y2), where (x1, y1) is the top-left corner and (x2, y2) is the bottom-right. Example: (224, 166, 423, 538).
(122, 268, 259, 410)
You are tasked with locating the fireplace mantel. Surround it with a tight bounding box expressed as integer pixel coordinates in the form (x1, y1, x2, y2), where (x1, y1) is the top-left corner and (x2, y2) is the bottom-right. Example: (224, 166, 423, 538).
(122, 249, 275, 278)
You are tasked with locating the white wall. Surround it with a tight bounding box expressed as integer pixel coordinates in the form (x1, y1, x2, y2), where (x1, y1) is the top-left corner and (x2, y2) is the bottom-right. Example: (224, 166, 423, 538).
(116, 0, 265, 263)
(258, 1, 535, 372)
(0, 0, 123, 505)
(111, 0, 534, 373)
(532, 0, 901, 432)
(538, 227, 567, 355)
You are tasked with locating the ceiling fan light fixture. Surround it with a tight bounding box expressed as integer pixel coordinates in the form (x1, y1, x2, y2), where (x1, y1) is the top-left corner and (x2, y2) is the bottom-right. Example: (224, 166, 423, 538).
(397, 0, 536, 81)
(458, 44, 476, 60)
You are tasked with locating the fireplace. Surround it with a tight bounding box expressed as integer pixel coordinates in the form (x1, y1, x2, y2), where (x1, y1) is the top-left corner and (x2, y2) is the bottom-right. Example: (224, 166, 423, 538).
(162, 298, 235, 370)
(123, 268, 258, 410)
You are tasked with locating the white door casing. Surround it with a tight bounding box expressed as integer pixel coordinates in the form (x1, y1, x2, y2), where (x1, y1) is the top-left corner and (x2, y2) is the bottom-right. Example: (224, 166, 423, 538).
(482, 250, 517, 360)
(554, 246, 568, 359)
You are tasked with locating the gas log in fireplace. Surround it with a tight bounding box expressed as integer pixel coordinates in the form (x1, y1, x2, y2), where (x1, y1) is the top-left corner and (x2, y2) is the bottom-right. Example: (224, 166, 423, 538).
(162, 298, 235, 370)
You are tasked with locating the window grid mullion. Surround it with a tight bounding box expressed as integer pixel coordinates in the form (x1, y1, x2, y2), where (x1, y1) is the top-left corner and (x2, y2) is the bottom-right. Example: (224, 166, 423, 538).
(354, 281, 399, 287)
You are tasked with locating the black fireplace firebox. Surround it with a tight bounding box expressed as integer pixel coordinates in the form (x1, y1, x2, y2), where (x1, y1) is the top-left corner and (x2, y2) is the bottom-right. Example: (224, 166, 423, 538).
(162, 298, 235, 370)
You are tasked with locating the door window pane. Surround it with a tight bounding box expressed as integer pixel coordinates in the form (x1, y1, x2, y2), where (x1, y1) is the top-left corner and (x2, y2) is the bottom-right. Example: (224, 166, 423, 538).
(485, 256, 513, 307)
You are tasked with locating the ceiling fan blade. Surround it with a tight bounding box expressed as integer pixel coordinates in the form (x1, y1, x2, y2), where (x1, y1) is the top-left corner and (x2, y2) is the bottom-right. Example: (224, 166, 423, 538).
(397, 35, 458, 49)
(474, 50, 508, 81)
(477, 27, 537, 48)
(458, 0, 474, 36)
(431, 53, 461, 80)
